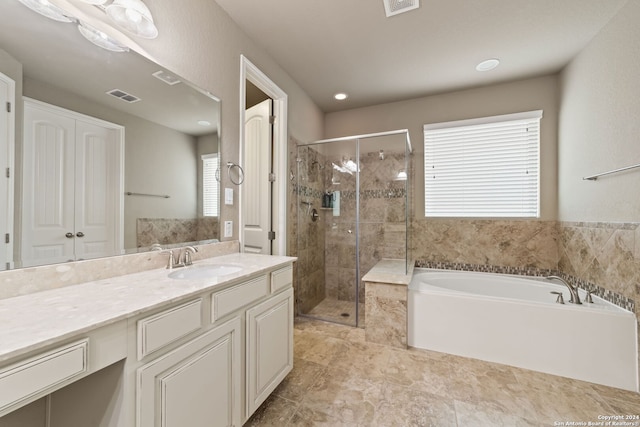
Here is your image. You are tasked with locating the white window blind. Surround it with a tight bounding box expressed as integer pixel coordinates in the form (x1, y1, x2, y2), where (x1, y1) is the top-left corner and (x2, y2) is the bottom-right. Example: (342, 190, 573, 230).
(202, 153, 219, 217)
(424, 110, 542, 218)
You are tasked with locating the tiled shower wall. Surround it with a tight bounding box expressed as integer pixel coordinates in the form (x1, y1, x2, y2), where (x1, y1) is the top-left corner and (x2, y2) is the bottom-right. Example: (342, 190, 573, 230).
(324, 151, 408, 303)
(291, 143, 327, 314)
(290, 140, 409, 312)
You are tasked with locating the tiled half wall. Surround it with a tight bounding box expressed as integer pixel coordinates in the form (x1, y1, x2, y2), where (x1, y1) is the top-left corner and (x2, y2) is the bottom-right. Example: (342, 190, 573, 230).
(411, 219, 637, 311)
(136, 217, 219, 248)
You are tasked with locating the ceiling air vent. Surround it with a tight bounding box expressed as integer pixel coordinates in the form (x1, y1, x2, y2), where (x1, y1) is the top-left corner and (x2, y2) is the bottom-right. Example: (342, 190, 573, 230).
(383, 0, 419, 17)
(106, 89, 141, 103)
(152, 70, 181, 86)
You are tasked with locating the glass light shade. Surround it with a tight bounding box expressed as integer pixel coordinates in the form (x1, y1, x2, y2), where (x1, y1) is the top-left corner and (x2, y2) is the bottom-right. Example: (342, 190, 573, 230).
(17, 0, 73, 23)
(78, 22, 129, 52)
(106, 0, 158, 39)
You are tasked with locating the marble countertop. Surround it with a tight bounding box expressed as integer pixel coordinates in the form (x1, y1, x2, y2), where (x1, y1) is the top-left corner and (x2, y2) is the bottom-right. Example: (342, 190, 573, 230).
(0, 253, 295, 364)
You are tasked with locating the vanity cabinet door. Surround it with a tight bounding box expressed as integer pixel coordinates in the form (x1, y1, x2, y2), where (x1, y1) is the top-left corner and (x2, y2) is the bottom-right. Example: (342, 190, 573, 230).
(137, 318, 241, 427)
(246, 288, 294, 417)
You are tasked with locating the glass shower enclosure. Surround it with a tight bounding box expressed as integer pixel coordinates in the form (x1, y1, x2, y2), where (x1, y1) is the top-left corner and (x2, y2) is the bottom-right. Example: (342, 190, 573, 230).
(295, 130, 412, 327)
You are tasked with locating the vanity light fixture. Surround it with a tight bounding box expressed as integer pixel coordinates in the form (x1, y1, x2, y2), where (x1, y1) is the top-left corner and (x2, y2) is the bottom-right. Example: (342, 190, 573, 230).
(476, 58, 500, 72)
(106, 0, 159, 39)
(334, 93, 348, 101)
(78, 22, 129, 52)
(16, 0, 73, 22)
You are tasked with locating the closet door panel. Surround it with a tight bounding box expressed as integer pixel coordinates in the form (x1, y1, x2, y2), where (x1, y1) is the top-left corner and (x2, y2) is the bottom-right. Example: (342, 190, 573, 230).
(22, 102, 75, 266)
(74, 120, 122, 261)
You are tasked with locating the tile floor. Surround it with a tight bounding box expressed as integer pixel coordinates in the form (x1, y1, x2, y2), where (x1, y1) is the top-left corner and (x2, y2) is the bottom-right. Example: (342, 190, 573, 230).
(246, 317, 640, 426)
(305, 298, 363, 327)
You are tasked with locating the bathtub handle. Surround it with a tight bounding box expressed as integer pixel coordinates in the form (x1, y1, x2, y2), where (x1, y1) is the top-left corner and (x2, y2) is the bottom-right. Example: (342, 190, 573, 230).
(585, 290, 594, 304)
(550, 291, 565, 304)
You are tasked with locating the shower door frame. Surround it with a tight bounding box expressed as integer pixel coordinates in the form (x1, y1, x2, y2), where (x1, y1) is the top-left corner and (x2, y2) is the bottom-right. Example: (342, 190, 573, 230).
(296, 129, 412, 327)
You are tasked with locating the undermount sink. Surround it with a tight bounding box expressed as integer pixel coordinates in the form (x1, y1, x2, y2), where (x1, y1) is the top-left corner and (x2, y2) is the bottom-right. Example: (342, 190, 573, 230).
(168, 264, 243, 280)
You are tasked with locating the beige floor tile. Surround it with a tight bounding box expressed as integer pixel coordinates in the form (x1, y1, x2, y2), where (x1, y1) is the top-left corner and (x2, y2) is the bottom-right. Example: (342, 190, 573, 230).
(244, 394, 299, 426)
(454, 400, 539, 427)
(274, 358, 327, 403)
(248, 318, 640, 427)
(374, 382, 457, 427)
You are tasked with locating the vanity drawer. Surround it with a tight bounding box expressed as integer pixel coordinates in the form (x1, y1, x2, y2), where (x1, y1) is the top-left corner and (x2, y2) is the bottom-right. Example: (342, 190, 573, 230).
(138, 299, 203, 360)
(271, 266, 293, 293)
(0, 340, 88, 413)
(211, 275, 269, 322)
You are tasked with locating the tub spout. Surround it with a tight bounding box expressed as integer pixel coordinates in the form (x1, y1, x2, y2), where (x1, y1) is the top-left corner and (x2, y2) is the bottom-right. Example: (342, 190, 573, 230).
(546, 275, 582, 304)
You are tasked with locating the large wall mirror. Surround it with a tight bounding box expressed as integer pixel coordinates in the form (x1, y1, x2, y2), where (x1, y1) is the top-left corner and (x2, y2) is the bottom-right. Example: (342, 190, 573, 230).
(0, 0, 221, 270)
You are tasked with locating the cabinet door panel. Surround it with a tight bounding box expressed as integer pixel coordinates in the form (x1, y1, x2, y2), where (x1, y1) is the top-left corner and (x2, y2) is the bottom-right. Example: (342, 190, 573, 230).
(246, 288, 293, 416)
(137, 318, 241, 427)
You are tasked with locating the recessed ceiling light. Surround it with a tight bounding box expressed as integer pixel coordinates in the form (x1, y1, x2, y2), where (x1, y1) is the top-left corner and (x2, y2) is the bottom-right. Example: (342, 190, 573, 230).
(197, 120, 211, 126)
(476, 58, 500, 72)
(334, 93, 348, 101)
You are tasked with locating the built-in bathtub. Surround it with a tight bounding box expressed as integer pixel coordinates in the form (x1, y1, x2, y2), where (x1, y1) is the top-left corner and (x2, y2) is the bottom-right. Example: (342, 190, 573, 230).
(408, 268, 638, 391)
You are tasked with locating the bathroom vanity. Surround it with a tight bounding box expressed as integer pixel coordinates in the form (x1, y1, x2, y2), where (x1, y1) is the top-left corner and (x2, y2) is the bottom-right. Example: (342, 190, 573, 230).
(0, 251, 295, 426)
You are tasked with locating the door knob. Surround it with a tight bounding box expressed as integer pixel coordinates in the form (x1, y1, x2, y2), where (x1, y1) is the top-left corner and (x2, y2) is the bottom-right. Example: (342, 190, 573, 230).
(76, 232, 85, 238)
(65, 232, 74, 238)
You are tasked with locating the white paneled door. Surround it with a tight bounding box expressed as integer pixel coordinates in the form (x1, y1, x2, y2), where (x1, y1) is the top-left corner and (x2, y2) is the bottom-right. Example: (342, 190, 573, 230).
(0, 72, 14, 270)
(21, 99, 123, 267)
(243, 99, 272, 254)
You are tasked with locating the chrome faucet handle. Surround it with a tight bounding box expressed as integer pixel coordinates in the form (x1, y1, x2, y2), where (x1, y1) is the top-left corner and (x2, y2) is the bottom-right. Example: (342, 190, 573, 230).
(182, 246, 199, 266)
(585, 290, 594, 304)
(550, 291, 565, 304)
(166, 250, 176, 270)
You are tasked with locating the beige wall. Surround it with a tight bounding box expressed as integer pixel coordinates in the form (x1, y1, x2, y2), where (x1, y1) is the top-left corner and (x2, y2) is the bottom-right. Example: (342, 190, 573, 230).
(52, 0, 325, 244)
(558, 0, 640, 222)
(325, 74, 560, 221)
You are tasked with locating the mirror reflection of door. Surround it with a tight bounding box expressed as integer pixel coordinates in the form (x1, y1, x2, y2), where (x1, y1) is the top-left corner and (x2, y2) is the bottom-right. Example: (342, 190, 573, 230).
(244, 81, 273, 254)
(0, 71, 14, 270)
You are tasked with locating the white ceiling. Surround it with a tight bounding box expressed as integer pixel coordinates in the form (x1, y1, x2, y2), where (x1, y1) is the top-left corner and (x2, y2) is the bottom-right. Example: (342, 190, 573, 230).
(215, 0, 628, 113)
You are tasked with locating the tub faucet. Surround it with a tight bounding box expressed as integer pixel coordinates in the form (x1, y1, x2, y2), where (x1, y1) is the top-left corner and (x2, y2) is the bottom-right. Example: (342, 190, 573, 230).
(546, 275, 582, 304)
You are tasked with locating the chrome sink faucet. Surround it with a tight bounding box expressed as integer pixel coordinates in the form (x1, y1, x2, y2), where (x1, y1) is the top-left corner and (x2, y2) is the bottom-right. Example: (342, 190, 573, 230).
(546, 275, 582, 304)
(166, 246, 199, 269)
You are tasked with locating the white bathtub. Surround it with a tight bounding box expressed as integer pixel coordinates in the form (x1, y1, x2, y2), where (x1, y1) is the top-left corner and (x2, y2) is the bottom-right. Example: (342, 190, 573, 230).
(408, 269, 638, 391)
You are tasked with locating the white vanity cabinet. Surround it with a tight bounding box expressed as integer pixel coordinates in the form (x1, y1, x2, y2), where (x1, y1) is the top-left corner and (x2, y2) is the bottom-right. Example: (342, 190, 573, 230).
(136, 317, 242, 427)
(133, 264, 294, 427)
(0, 256, 295, 427)
(246, 286, 293, 415)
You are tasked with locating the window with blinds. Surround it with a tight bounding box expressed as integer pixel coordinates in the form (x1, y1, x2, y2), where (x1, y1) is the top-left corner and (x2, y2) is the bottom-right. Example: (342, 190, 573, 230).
(202, 153, 219, 217)
(424, 110, 542, 218)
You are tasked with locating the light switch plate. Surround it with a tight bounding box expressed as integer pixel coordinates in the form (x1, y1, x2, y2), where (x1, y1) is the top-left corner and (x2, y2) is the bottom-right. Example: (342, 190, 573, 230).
(225, 188, 233, 205)
(224, 221, 233, 238)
